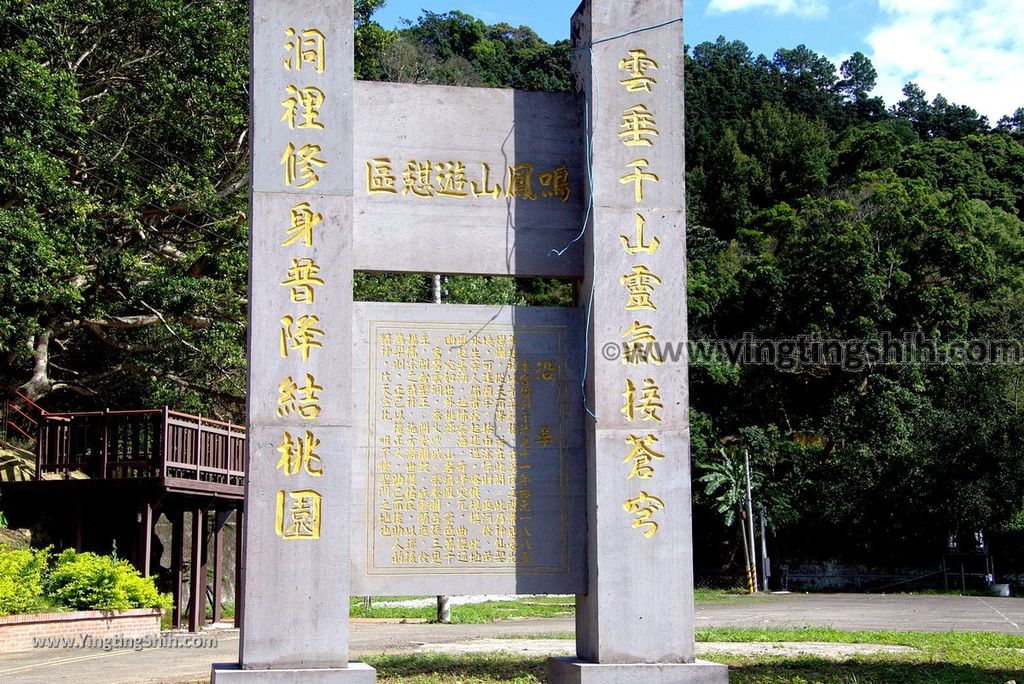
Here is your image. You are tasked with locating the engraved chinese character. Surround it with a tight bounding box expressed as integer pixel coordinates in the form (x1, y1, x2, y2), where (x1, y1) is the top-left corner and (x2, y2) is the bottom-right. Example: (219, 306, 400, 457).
(621, 265, 662, 311)
(471, 163, 502, 198)
(620, 159, 659, 202)
(435, 161, 470, 198)
(621, 213, 660, 255)
(283, 202, 322, 247)
(277, 430, 323, 477)
(281, 85, 325, 130)
(619, 104, 659, 147)
(621, 378, 663, 422)
(276, 489, 322, 539)
(366, 157, 398, 195)
(280, 258, 325, 304)
(402, 160, 434, 198)
(283, 28, 326, 73)
(624, 491, 664, 538)
(535, 360, 555, 381)
(281, 143, 326, 189)
(280, 315, 325, 361)
(505, 163, 536, 200)
(622, 321, 664, 365)
(277, 373, 323, 419)
(618, 49, 658, 92)
(630, 378, 663, 421)
(624, 433, 665, 479)
(538, 164, 571, 202)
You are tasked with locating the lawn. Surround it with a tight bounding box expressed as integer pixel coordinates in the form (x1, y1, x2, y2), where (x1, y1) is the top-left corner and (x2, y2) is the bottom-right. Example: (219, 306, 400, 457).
(349, 589, 761, 623)
(361, 627, 1024, 683)
(349, 596, 574, 623)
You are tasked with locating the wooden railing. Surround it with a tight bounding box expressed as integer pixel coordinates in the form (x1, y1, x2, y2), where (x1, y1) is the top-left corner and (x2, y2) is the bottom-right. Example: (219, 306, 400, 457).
(36, 408, 245, 486)
(2, 388, 45, 444)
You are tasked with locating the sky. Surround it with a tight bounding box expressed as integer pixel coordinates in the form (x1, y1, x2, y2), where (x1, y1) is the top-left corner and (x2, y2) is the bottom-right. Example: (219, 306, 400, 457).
(372, 0, 1024, 122)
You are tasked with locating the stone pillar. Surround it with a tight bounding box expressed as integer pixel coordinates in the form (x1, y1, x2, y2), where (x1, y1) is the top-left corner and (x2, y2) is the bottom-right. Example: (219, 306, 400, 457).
(213, 0, 373, 680)
(551, 1, 726, 681)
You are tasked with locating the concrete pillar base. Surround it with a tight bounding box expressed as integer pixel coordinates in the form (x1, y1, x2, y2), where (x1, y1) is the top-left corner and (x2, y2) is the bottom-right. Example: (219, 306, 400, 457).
(211, 662, 376, 683)
(548, 657, 728, 684)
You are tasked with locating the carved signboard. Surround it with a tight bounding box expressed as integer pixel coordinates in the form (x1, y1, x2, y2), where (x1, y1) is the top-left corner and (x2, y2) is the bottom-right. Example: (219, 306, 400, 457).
(351, 303, 586, 595)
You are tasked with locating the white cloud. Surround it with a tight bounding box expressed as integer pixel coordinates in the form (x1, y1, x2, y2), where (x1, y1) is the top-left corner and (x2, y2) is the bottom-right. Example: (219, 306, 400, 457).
(867, 0, 1024, 121)
(707, 0, 829, 19)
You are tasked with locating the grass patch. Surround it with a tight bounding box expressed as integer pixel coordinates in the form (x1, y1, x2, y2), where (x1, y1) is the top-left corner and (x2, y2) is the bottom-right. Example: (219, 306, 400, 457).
(698, 627, 1024, 680)
(349, 590, 758, 622)
(350, 598, 573, 623)
(709, 654, 1024, 684)
(368, 653, 545, 683)
(493, 631, 575, 641)
(694, 588, 774, 604)
(362, 651, 1023, 683)
(697, 625, 1024, 650)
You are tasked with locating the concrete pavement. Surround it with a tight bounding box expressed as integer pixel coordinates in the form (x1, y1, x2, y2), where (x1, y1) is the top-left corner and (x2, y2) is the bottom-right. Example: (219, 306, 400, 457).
(0, 593, 1021, 683)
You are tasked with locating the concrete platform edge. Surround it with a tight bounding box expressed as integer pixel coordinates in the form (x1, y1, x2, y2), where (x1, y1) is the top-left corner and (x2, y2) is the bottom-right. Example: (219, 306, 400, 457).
(211, 662, 376, 683)
(548, 657, 728, 684)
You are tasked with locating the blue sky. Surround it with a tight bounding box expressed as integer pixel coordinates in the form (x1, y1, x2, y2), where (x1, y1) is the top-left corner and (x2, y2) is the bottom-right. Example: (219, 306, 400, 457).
(372, 0, 1024, 121)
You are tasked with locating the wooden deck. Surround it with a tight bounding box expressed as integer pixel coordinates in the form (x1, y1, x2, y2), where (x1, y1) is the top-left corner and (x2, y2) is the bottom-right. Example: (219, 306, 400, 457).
(2, 407, 248, 632)
(35, 407, 245, 496)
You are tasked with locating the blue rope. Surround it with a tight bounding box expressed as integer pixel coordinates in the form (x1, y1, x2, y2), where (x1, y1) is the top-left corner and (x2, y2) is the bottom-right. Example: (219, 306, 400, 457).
(550, 17, 683, 422)
(573, 16, 684, 50)
(547, 46, 600, 421)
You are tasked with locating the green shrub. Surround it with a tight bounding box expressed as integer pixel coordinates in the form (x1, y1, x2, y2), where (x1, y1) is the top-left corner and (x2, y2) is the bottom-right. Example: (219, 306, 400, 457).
(0, 546, 48, 615)
(44, 549, 171, 612)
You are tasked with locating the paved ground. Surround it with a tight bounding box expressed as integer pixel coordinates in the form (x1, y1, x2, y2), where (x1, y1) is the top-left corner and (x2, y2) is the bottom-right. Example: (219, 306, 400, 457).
(698, 592, 1024, 633)
(0, 593, 1021, 683)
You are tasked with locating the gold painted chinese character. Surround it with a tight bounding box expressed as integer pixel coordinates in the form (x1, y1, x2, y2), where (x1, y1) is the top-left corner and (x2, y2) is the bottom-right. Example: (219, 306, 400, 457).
(621, 213, 660, 255)
(623, 491, 664, 538)
(622, 379, 638, 421)
(471, 163, 502, 198)
(366, 157, 398, 195)
(402, 160, 434, 198)
(280, 315, 325, 361)
(283, 202, 322, 247)
(276, 489, 322, 539)
(622, 378, 663, 421)
(640, 379, 663, 421)
(619, 104, 659, 147)
(536, 425, 554, 448)
(435, 161, 470, 198)
(624, 433, 665, 479)
(281, 143, 326, 189)
(622, 321, 664, 365)
(618, 49, 658, 92)
(539, 165, 571, 202)
(280, 258, 325, 304)
(620, 159, 659, 202)
(505, 163, 537, 200)
(281, 85, 325, 129)
(283, 28, 326, 73)
(277, 430, 323, 477)
(621, 265, 662, 311)
(277, 373, 323, 419)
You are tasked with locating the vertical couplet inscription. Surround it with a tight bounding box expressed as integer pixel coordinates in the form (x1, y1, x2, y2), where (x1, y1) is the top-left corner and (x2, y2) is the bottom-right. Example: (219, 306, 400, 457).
(273, 26, 330, 541)
(366, 323, 571, 575)
(615, 48, 669, 539)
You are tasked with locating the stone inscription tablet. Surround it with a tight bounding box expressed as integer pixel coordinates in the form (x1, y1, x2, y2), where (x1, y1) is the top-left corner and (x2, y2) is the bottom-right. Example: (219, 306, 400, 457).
(351, 303, 586, 595)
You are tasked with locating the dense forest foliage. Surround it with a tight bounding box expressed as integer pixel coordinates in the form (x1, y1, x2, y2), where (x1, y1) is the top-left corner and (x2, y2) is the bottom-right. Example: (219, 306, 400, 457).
(2, 0, 1023, 569)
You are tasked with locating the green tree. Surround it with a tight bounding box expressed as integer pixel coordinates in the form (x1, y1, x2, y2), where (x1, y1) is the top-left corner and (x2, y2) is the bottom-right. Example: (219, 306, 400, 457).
(1, 0, 249, 417)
